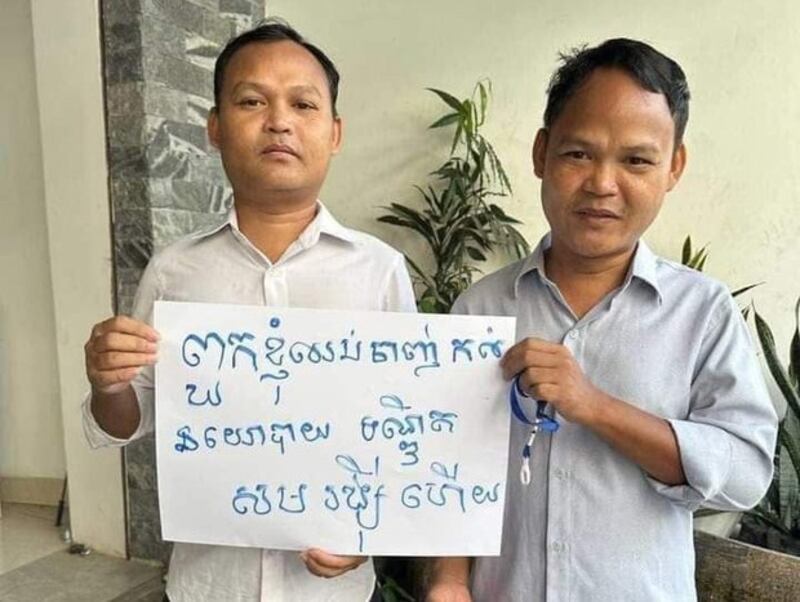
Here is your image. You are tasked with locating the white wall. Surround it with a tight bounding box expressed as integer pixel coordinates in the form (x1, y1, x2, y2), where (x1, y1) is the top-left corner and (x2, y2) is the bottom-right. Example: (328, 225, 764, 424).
(267, 0, 800, 352)
(0, 0, 65, 482)
(30, 0, 126, 554)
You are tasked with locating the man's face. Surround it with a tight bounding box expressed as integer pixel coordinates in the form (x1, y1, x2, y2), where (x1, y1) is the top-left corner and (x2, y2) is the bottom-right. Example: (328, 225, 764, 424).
(533, 68, 686, 262)
(208, 40, 342, 206)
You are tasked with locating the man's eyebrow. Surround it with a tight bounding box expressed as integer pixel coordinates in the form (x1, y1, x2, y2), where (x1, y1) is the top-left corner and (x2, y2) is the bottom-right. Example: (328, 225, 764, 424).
(555, 136, 595, 148)
(229, 82, 323, 98)
(620, 143, 661, 155)
(555, 137, 662, 155)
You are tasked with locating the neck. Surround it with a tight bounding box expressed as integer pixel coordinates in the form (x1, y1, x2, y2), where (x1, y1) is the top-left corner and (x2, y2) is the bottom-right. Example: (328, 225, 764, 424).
(544, 241, 636, 319)
(234, 198, 318, 263)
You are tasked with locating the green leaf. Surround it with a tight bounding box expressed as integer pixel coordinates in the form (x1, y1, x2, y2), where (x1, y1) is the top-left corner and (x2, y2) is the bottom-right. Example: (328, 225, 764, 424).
(695, 253, 708, 272)
(731, 282, 763, 298)
(466, 246, 487, 261)
(681, 236, 692, 265)
(376, 215, 413, 228)
(429, 112, 461, 129)
(754, 307, 800, 422)
(426, 87, 464, 113)
(451, 122, 463, 154)
(792, 297, 800, 385)
(477, 80, 489, 126)
(779, 424, 800, 488)
(748, 505, 792, 535)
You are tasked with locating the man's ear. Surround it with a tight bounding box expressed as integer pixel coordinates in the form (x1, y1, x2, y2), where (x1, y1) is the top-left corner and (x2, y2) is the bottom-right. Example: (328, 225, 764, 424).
(331, 116, 343, 155)
(207, 107, 220, 150)
(667, 142, 687, 191)
(532, 128, 549, 179)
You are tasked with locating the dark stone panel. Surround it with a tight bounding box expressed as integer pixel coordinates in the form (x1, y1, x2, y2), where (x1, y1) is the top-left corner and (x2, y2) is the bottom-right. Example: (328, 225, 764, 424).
(127, 480, 171, 563)
(141, 14, 185, 59)
(201, 12, 236, 45)
(105, 21, 143, 55)
(170, 179, 232, 213)
(188, 0, 220, 11)
(115, 267, 145, 315)
(147, 121, 206, 179)
(110, 177, 149, 210)
(143, 84, 189, 122)
(107, 112, 148, 149)
(220, 0, 252, 15)
(108, 146, 149, 178)
(185, 40, 220, 64)
(114, 208, 152, 241)
(144, 52, 212, 98)
(106, 82, 145, 118)
(146, 0, 206, 34)
(102, 0, 144, 27)
(125, 436, 157, 490)
(114, 238, 153, 270)
(186, 94, 213, 125)
(105, 48, 145, 84)
(151, 207, 227, 248)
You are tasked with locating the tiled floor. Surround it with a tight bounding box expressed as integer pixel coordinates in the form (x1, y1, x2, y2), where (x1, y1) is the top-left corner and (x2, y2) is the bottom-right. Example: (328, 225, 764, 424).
(0, 503, 164, 601)
(0, 503, 67, 574)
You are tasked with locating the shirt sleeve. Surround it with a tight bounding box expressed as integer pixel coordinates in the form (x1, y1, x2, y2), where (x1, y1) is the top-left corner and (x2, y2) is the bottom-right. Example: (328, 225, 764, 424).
(381, 253, 418, 313)
(81, 258, 161, 448)
(648, 294, 778, 511)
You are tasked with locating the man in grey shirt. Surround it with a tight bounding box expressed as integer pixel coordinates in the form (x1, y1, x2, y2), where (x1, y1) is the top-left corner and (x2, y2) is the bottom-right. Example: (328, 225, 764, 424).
(427, 39, 778, 601)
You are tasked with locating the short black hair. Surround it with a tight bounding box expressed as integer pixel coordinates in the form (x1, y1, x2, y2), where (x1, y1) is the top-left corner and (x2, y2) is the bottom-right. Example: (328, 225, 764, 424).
(213, 18, 340, 116)
(544, 38, 690, 145)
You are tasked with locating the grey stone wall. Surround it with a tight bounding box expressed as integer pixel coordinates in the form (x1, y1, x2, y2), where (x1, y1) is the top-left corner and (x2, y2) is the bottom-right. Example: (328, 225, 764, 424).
(101, 0, 265, 563)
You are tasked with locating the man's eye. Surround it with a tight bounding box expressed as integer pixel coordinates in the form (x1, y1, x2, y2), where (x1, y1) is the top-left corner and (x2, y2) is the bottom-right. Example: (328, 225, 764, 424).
(563, 150, 588, 160)
(238, 98, 263, 107)
(295, 101, 317, 110)
(627, 156, 653, 166)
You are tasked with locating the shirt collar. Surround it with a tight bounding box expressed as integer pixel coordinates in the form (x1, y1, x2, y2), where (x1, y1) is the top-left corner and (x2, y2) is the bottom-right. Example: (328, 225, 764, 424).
(513, 233, 663, 303)
(191, 200, 357, 246)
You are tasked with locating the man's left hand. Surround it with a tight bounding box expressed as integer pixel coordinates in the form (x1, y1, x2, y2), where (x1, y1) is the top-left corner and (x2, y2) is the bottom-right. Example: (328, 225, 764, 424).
(301, 549, 368, 578)
(502, 337, 605, 425)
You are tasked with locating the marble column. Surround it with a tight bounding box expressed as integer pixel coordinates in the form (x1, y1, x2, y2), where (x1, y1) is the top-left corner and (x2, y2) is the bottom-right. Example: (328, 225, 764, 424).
(101, 0, 265, 563)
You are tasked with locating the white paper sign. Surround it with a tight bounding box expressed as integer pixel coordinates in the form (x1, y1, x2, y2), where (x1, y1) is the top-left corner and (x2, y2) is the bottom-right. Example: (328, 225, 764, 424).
(154, 301, 515, 556)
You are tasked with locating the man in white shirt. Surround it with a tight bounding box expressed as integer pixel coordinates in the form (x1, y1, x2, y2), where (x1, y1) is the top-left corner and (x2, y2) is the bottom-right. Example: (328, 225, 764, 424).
(83, 19, 416, 602)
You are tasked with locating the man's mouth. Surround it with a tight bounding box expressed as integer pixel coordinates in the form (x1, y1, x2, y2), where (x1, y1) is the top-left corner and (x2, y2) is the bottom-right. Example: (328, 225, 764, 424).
(261, 144, 298, 158)
(575, 207, 621, 219)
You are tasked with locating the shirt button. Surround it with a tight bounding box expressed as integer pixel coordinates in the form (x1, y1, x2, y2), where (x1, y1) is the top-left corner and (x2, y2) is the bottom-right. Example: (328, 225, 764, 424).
(569, 329, 580, 339)
(554, 468, 566, 479)
(551, 541, 563, 552)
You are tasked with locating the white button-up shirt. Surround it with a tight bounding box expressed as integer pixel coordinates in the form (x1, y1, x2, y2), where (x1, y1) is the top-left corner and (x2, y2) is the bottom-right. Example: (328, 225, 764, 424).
(83, 203, 417, 602)
(452, 234, 778, 602)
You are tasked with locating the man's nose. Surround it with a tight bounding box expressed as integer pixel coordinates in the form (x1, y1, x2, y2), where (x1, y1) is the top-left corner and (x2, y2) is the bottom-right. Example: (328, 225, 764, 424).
(263, 103, 291, 134)
(582, 161, 619, 196)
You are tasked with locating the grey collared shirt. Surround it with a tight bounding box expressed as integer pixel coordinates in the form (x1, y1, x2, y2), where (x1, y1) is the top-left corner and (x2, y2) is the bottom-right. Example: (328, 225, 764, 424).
(82, 203, 416, 602)
(452, 234, 777, 602)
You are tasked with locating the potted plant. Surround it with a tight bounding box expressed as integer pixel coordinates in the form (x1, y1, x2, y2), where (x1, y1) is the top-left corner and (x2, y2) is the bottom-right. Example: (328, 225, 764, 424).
(378, 80, 529, 313)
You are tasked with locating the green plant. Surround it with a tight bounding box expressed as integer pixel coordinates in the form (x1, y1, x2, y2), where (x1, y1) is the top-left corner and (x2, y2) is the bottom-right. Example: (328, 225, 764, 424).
(378, 80, 529, 313)
(680, 236, 760, 301)
(746, 299, 800, 545)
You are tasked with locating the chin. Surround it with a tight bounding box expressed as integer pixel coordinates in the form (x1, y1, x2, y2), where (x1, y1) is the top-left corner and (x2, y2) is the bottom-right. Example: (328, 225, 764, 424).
(569, 236, 634, 260)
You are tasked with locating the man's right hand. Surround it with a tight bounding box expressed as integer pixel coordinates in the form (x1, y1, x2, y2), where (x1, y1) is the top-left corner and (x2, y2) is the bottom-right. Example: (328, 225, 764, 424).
(84, 316, 159, 394)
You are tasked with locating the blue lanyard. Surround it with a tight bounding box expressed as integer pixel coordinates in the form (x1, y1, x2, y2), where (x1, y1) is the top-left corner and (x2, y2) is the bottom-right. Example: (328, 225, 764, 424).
(509, 375, 559, 484)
